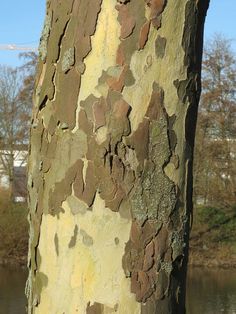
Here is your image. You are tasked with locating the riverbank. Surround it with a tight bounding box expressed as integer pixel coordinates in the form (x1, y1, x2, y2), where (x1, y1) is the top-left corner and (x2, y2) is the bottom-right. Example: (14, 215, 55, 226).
(189, 243, 236, 268)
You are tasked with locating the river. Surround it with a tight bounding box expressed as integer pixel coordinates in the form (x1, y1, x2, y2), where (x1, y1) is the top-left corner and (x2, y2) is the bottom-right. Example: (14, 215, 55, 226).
(0, 266, 236, 313)
(0, 265, 27, 314)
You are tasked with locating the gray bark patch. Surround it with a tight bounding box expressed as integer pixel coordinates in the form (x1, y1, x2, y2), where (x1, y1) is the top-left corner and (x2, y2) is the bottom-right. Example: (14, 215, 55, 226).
(155, 35, 167, 59)
(62, 47, 75, 73)
(80, 229, 94, 247)
(67, 195, 88, 215)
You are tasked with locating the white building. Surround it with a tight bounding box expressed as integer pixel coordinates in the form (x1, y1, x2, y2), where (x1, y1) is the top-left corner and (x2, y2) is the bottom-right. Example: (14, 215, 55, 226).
(0, 148, 28, 202)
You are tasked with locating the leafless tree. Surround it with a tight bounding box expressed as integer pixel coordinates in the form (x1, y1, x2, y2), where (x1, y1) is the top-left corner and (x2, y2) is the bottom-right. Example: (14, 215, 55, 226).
(0, 64, 33, 200)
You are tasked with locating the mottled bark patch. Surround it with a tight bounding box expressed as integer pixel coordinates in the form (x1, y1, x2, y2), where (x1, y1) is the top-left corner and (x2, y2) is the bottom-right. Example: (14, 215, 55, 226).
(122, 84, 178, 303)
(48, 161, 81, 216)
(28, 1, 103, 310)
(28, 0, 209, 311)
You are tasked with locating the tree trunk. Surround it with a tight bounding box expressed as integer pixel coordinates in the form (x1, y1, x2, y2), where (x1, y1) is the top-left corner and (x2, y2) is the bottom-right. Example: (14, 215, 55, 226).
(27, 0, 209, 313)
(8, 151, 15, 202)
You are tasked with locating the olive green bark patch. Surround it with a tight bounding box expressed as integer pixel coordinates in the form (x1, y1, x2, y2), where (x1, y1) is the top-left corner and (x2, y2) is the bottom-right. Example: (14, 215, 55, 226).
(68, 225, 79, 248)
(86, 302, 104, 314)
(54, 233, 59, 256)
(34, 271, 48, 297)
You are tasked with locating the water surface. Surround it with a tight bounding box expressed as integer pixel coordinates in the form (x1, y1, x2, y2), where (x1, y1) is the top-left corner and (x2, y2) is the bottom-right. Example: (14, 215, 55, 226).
(186, 267, 236, 314)
(1, 266, 236, 313)
(0, 265, 27, 314)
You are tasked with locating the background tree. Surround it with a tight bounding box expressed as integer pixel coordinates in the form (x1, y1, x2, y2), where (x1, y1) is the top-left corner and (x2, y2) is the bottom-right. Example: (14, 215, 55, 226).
(27, 1, 209, 313)
(194, 35, 236, 208)
(0, 55, 36, 200)
(0, 66, 26, 199)
(18, 52, 38, 110)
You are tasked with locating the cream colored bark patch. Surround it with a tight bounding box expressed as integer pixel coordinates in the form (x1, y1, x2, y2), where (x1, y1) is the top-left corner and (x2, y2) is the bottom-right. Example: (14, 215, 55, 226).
(164, 162, 179, 185)
(35, 193, 140, 314)
(123, 27, 157, 132)
(73, 0, 120, 133)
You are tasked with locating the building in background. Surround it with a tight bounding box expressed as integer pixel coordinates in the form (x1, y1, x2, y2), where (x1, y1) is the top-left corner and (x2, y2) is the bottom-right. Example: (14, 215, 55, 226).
(0, 146, 27, 202)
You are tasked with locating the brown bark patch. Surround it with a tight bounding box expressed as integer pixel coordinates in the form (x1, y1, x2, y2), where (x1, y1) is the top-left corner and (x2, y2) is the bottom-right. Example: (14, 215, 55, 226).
(138, 21, 151, 50)
(93, 99, 107, 131)
(145, 0, 167, 29)
(116, 44, 125, 66)
(116, 4, 136, 39)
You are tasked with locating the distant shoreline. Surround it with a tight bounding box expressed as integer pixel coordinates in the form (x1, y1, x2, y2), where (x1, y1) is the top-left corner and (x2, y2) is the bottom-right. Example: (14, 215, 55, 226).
(188, 247, 236, 269)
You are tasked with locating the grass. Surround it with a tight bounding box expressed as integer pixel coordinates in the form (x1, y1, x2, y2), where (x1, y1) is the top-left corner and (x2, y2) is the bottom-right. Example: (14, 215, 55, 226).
(0, 189, 28, 266)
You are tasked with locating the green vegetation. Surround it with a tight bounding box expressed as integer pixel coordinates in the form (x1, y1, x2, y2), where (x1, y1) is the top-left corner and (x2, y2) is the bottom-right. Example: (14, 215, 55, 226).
(0, 189, 28, 266)
(194, 205, 236, 240)
(189, 205, 236, 267)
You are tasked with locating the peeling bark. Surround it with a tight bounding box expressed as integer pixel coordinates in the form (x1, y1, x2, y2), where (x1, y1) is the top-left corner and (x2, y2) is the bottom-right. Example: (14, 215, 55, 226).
(27, 0, 210, 313)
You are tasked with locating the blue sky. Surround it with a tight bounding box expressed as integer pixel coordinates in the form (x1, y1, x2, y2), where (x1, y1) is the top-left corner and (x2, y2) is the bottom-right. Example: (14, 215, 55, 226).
(0, 0, 235, 67)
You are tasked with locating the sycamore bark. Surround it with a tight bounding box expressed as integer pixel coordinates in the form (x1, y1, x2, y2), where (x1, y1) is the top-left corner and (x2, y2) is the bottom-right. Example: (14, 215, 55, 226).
(27, 0, 209, 313)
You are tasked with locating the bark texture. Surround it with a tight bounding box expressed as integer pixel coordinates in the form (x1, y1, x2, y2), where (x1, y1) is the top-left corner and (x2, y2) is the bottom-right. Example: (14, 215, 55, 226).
(27, 0, 209, 313)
